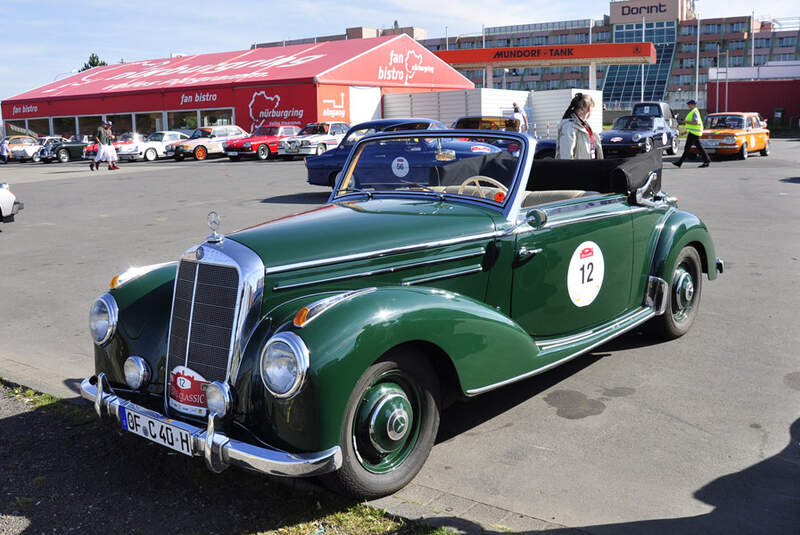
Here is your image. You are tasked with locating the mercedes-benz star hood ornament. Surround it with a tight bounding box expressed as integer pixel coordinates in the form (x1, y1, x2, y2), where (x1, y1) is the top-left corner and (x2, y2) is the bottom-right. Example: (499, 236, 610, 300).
(206, 211, 223, 243)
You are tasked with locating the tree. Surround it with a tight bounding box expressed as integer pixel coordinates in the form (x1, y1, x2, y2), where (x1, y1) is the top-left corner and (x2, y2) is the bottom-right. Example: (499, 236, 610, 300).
(79, 53, 107, 72)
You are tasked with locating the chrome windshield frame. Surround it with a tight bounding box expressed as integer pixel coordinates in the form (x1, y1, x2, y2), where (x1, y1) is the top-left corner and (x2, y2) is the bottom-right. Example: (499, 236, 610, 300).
(328, 129, 536, 224)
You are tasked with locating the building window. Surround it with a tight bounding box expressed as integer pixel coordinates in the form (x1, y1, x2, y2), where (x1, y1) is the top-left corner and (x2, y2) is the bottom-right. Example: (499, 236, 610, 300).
(553, 34, 569, 44)
(135, 112, 164, 135)
(534, 35, 548, 45)
(546, 80, 561, 90)
(200, 109, 232, 127)
(78, 115, 103, 140)
(754, 54, 769, 65)
(593, 31, 610, 42)
(106, 114, 133, 135)
(754, 38, 770, 48)
(774, 53, 797, 61)
(728, 22, 746, 33)
(680, 25, 697, 36)
(702, 24, 722, 34)
(778, 36, 797, 48)
(699, 56, 714, 68)
(26, 118, 50, 137)
(697, 74, 708, 84)
(4, 120, 26, 137)
(53, 117, 76, 139)
(681, 58, 696, 68)
(703, 43, 718, 52)
(573, 33, 588, 44)
(515, 37, 531, 46)
(168, 111, 197, 131)
(727, 41, 746, 51)
(728, 55, 745, 66)
(682, 43, 697, 53)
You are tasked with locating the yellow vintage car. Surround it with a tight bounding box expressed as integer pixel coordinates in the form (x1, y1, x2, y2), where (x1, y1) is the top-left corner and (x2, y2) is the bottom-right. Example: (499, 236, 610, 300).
(693, 112, 770, 160)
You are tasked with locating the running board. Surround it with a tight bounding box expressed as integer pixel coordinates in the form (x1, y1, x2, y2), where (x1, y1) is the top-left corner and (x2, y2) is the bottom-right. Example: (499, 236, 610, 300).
(466, 306, 655, 396)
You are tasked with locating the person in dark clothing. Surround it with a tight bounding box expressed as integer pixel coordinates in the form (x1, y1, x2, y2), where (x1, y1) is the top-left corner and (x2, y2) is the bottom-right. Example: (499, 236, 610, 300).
(673, 99, 710, 168)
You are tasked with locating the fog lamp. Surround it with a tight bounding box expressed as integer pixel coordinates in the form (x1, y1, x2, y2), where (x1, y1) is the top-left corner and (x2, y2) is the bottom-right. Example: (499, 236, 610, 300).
(124, 356, 151, 389)
(205, 381, 232, 417)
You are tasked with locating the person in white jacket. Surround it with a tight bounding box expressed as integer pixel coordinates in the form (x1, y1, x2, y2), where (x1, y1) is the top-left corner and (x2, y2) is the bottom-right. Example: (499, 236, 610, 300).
(556, 93, 603, 160)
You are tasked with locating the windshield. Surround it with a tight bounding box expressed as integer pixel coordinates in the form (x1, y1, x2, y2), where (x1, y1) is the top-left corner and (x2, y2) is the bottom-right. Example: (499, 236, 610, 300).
(705, 115, 745, 129)
(613, 116, 654, 130)
(254, 126, 280, 136)
(342, 127, 378, 146)
(298, 124, 329, 135)
(632, 104, 662, 117)
(146, 132, 164, 142)
(334, 134, 520, 208)
(189, 128, 212, 139)
(454, 117, 520, 131)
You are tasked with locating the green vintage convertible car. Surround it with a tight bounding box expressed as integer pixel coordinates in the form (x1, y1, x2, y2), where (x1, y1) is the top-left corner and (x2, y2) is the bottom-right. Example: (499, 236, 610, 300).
(81, 131, 722, 498)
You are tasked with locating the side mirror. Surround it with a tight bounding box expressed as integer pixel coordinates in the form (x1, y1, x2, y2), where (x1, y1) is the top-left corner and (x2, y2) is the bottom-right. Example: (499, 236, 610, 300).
(526, 208, 547, 229)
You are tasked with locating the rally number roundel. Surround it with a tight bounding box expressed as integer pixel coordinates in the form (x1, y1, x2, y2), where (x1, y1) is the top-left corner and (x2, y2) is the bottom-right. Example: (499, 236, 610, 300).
(567, 241, 605, 307)
(391, 156, 410, 178)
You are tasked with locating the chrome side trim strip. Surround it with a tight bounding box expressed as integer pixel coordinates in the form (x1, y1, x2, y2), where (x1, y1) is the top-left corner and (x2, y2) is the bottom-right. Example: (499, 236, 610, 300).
(273, 248, 486, 290)
(402, 265, 483, 286)
(542, 207, 647, 229)
(265, 232, 497, 275)
(466, 307, 655, 396)
(535, 306, 654, 352)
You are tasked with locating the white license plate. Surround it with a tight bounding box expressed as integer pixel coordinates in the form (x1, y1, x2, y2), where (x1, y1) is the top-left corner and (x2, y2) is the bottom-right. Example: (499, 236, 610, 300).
(286, 148, 298, 153)
(120, 406, 193, 456)
(226, 151, 238, 156)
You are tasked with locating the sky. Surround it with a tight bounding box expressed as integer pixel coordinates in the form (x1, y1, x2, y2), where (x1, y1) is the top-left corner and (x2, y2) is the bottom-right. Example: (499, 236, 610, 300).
(1, 0, 797, 118)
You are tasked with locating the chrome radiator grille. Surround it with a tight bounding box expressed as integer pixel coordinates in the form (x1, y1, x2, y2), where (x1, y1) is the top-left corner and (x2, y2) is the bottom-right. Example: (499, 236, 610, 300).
(167, 259, 240, 382)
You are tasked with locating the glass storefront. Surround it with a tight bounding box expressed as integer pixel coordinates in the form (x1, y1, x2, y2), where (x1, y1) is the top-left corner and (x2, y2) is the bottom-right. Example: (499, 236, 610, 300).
(135, 112, 164, 135)
(4, 120, 26, 136)
(53, 117, 76, 139)
(200, 108, 233, 127)
(27, 118, 51, 138)
(168, 111, 197, 131)
(78, 115, 103, 141)
(106, 114, 133, 136)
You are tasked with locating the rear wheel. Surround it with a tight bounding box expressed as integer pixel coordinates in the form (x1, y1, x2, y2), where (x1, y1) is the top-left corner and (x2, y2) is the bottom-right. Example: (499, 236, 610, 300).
(323, 351, 440, 499)
(144, 148, 157, 161)
(194, 146, 208, 160)
(257, 144, 271, 160)
(651, 247, 703, 339)
(760, 139, 770, 157)
(58, 149, 69, 163)
(739, 142, 748, 160)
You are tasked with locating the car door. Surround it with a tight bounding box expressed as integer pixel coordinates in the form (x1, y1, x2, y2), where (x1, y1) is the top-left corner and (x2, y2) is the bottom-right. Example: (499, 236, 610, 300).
(511, 195, 634, 337)
(653, 118, 668, 150)
(747, 116, 766, 150)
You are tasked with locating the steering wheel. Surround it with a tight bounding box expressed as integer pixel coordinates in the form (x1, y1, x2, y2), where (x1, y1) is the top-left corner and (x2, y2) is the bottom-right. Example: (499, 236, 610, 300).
(457, 176, 508, 198)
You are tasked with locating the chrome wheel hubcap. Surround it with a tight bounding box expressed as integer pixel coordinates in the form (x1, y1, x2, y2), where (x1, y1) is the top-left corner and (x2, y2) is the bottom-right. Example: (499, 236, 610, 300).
(672, 267, 695, 321)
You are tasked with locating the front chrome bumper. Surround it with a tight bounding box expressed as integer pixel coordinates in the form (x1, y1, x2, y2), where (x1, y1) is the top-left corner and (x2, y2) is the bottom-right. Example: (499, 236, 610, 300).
(81, 373, 342, 477)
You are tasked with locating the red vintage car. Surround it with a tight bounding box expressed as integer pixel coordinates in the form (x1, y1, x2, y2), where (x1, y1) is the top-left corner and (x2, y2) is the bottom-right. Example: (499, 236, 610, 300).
(83, 133, 145, 160)
(223, 124, 300, 161)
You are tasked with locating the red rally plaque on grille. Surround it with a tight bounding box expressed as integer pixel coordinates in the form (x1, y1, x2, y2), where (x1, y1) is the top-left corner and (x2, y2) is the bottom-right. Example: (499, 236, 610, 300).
(169, 366, 209, 417)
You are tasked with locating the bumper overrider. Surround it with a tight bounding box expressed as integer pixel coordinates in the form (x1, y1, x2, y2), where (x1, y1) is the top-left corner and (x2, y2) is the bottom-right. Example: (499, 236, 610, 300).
(80, 373, 342, 477)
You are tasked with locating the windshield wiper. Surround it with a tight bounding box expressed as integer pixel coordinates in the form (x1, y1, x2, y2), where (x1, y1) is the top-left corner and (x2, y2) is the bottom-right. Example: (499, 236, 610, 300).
(399, 180, 445, 200)
(338, 186, 373, 199)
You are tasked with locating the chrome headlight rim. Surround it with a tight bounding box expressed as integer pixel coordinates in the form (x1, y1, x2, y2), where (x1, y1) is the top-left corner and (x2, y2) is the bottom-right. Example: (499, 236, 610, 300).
(89, 293, 118, 346)
(124, 355, 151, 389)
(259, 332, 309, 399)
(205, 381, 232, 417)
(632, 133, 642, 142)
(723, 136, 736, 144)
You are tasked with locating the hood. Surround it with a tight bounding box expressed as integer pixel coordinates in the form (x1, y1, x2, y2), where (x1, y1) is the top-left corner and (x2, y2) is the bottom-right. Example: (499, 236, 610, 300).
(229, 198, 498, 272)
(703, 129, 744, 137)
(602, 129, 649, 140)
(287, 133, 338, 142)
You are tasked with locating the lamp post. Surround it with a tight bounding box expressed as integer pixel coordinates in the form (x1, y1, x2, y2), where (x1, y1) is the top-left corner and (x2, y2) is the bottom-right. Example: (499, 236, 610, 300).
(641, 16, 645, 102)
(695, 10, 700, 105)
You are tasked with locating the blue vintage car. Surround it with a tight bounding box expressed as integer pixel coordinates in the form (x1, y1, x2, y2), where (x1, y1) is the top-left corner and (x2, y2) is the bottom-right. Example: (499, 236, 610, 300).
(451, 115, 557, 159)
(600, 115, 680, 157)
(306, 119, 446, 187)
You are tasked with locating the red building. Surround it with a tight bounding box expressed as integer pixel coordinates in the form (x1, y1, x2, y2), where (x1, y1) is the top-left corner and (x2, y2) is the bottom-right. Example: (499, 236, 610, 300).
(2, 34, 473, 139)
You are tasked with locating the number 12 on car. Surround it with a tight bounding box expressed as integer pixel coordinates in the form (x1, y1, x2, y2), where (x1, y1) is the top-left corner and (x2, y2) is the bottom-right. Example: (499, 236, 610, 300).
(567, 241, 605, 308)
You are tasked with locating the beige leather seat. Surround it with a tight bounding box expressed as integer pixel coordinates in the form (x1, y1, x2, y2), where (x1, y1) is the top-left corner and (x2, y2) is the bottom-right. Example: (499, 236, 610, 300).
(522, 190, 587, 208)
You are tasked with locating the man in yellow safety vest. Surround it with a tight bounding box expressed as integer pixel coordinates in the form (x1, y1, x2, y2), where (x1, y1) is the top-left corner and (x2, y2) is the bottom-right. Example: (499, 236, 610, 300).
(673, 99, 711, 168)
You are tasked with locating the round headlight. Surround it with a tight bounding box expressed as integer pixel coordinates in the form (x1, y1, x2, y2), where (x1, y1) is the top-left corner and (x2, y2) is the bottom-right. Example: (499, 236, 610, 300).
(632, 133, 642, 142)
(205, 381, 232, 417)
(723, 136, 735, 144)
(124, 356, 151, 389)
(301, 140, 310, 147)
(243, 142, 251, 149)
(259, 332, 309, 399)
(89, 293, 118, 346)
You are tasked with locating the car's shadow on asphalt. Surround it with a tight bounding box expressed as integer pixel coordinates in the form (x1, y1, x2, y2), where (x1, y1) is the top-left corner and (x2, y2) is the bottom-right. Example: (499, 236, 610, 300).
(779, 177, 800, 184)
(261, 192, 331, 204)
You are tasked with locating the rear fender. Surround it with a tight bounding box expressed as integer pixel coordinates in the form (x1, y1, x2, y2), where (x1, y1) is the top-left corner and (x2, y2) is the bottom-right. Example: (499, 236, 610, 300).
(651, 210, 719, 281)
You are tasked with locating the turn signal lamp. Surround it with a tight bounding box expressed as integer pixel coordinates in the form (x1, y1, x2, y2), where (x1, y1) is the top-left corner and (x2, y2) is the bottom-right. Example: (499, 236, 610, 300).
(293, 307, 310, 327)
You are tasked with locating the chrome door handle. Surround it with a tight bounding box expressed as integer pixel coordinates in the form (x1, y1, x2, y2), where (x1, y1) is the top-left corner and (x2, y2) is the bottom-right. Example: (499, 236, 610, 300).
(517, 247, 542, 260)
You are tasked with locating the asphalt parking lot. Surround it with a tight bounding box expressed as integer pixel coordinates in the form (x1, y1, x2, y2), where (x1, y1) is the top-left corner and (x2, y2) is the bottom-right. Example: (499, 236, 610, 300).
(1, 143, 799, 534)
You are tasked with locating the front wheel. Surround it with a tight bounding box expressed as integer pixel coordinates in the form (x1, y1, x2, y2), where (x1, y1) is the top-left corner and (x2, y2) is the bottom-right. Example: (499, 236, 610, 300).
(323, 351, 440, 499)
(667, 135, 679, 155)
(651, 247, 703, 339)
(144, 148, 157, 161)
(316, 144, 327, 156)
(257, 144, 271, 160)
(194, 146, 208, 160)
(739, 142, 748, 160)
(760, 140, 770, 157)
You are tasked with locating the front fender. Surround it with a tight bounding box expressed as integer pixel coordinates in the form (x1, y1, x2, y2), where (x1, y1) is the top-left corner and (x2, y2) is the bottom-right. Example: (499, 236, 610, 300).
(652, 210, 719, 281)
(263, 286, 539, 451)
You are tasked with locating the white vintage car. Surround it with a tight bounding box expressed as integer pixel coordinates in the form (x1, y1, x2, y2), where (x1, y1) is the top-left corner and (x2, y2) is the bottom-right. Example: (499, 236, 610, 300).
(166, 125, 249, 161)
(0, 182, 23, 224)
(4, 135, 41, 162)
(277, 122, 349, 158)
(117, 131, 190, 161)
